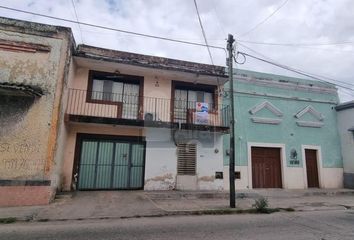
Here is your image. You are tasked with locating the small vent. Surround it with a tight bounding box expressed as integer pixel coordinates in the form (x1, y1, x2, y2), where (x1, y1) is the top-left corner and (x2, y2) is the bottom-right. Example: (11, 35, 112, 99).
(177, 143, 197, 175)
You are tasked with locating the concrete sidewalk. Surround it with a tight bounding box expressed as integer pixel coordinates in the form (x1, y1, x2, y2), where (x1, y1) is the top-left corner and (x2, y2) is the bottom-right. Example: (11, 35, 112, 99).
(1, 189, 354, 222)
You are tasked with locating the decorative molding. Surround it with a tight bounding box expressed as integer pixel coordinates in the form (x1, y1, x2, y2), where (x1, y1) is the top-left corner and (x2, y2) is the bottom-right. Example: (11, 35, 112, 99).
(0, 39, 51, 53)
(295, 105, 324, 121)
(235, 76, 337, 94)
(296, 121, 324, 128)
(251, 117, 282, 125)
(249, 101, 283, 117)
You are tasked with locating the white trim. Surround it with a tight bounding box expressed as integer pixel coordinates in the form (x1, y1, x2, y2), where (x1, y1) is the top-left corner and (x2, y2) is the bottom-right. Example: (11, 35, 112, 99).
(295, 105, 324, 121)
(234, 76, 337, 94)
(249, 101, 283, 117)
(301, 145, 323, 188)
(296, 121, 324, 128)
(251, 117, 282, 125)
(247, 142, 287, 189)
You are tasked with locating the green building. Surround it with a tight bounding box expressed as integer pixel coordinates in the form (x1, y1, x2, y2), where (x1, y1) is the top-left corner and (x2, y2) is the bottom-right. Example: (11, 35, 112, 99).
(223, 69, 343, 189)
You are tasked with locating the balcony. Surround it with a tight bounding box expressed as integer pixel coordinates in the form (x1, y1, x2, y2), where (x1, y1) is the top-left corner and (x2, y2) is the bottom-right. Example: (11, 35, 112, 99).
(65, 88, 230, 132)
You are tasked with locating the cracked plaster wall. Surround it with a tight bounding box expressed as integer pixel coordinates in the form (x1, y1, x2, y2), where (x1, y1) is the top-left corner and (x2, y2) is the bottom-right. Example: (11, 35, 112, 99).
(0, 27, 71, 182)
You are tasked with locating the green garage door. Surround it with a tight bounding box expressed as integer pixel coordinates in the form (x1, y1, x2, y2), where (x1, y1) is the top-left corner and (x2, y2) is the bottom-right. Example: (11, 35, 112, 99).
(78, 138, 145, 190)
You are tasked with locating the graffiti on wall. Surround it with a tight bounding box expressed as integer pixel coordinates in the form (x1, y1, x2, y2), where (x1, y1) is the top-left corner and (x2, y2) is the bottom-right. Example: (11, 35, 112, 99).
(0, 141, 45, 177)
(0, 142, 40, 154)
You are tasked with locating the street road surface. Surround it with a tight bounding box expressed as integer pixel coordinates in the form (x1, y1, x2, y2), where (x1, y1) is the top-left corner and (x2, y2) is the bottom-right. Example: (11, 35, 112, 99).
(1, 210, 354, 240)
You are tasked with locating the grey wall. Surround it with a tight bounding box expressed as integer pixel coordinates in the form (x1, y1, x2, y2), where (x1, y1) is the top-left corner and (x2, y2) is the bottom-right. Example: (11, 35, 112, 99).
(337, 107, 354, 188)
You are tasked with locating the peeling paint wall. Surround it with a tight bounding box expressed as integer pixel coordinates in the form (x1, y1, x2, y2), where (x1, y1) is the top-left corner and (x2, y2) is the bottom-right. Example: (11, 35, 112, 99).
(144, 128, 224, 190)
(0, 19, 72, 185)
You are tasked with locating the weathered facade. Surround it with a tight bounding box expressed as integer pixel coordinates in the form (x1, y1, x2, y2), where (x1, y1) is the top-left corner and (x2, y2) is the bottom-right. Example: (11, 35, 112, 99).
(336, 101, 354, 188)
(0, 17, 74, 206)
(223, 69, 343, 190)
(1, 17, 350, 207)
(60, 45, 229, 192)
(0, 18, 230, 207)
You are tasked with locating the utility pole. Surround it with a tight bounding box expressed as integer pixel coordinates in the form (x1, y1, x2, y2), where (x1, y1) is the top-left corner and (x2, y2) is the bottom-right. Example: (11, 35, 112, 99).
(227, 34, 236, 208)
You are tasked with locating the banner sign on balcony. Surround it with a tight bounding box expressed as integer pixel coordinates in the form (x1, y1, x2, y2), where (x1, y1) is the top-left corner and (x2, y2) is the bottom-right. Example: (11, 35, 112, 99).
(195, 102, 209, 125)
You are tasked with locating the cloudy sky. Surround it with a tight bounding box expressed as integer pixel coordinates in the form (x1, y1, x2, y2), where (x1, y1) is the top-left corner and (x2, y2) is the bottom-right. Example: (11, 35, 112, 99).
(1, 0, 353, 101)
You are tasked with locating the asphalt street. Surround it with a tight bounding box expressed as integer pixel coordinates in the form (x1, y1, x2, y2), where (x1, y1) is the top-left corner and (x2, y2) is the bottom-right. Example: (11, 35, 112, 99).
(1, 210, 354, 240)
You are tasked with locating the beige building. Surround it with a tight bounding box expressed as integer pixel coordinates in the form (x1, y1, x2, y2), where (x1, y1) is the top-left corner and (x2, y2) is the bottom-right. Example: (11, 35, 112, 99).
(0, 17, 74, 206)
(61, 45, 229, 192)
(0, 17, 230, 206)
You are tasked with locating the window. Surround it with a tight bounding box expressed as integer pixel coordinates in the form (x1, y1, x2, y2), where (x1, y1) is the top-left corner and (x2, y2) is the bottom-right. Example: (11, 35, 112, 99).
(177, 143, 197, 175)
(87, 71, 143, 119)
(173, 81, 217, 123)
(174, 89, 214, 107)
(88, 72, 140, 102)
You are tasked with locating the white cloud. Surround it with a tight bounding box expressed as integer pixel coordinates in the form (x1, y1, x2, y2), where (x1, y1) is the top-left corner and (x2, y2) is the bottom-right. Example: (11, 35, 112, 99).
(0, 0, 353, 101)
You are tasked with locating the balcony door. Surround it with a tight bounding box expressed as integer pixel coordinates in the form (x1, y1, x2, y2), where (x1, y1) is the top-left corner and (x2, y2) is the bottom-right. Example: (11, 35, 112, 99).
(88, 71, 142, 120)
(174, 89, 214, 124)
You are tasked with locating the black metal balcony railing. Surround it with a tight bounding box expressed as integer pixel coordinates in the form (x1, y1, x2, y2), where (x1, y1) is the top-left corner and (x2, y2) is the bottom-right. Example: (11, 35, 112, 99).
(66, 88, 230, 129)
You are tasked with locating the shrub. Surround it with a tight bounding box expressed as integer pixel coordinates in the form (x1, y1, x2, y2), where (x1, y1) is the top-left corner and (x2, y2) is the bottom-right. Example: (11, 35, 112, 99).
(253, 197, 269, 213)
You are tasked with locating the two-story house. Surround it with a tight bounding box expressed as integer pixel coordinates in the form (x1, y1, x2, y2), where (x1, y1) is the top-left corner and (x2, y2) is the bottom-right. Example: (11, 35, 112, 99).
(60, 45, 230, 192)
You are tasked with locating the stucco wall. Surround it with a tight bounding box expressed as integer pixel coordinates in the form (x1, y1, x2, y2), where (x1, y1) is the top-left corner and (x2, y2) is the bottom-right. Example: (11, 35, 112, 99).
(144, 128, 224, 190)
(223, 73, 343, 189)
(337, 107, 354, 188)
(337, 108, 354, 172)
(0, 24, 71, 182)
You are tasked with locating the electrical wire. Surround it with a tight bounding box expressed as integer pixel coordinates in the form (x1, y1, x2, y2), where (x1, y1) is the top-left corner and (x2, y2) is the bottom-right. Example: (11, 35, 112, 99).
(238, 39, 354, 47)
(238, 40, 354, 53)
(209, 0, 227, 37)
(193, 0, 222, 89)
(240, 0, 290, 37)
(70, 0, 84, 44)
(0, 5, 225, 50)
(2, 4, 352, 96)
(237, 42, 354, 88)
(234, 52, 246, 65)
(238, 51, 354, 92)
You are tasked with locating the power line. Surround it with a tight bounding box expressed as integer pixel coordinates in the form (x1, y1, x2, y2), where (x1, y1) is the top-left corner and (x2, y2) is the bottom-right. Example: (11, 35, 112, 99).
(0, 5, 225, 50)
(193, 0, 221, 88)
(70, 0, 84, 44)
(238, 40, 354, 47)
(237, 42, 354, 88)
(209, 0, 227, 37)
(193, 0, 214, 64)
(240, 0, 290, 37)
(238, 51, 354, 92)
(238, 40, 354, 53)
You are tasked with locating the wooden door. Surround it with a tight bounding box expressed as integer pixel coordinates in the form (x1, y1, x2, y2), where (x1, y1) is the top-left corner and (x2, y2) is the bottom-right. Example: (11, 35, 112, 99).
(252, 147, 282, 188)
(305, 149, 319, 188)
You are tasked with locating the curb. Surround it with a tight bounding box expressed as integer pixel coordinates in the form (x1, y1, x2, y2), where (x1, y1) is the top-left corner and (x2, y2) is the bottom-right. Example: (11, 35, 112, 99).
(4, 206, 354, 224)
(5, 207, 294, 224)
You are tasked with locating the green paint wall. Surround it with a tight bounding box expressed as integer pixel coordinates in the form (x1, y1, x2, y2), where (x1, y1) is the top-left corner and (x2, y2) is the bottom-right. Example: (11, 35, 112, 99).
(223, 69, 343, 168)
